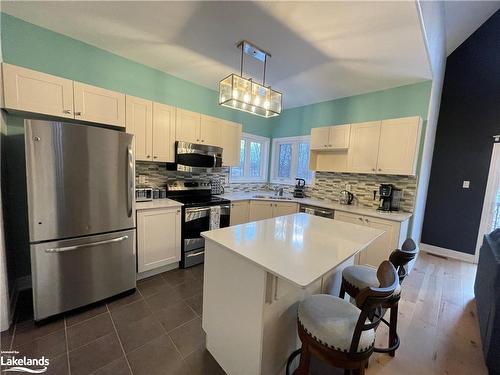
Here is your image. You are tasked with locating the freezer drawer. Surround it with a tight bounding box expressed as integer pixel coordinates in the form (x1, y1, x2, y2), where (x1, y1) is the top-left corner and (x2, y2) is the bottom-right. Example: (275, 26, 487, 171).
(31, 229, 136, 320)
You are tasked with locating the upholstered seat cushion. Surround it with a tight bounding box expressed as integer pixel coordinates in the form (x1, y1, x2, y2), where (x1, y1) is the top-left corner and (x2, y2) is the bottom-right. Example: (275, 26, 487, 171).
(298, 294, 375, 353)
(343, 265, 401, 296)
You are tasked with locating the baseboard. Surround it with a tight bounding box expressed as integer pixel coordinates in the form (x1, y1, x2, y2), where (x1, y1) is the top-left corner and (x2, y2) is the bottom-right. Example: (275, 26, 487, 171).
(420, 243, 476, 263)
(17, 275, 32, 291)
(137, 262, 179, 280)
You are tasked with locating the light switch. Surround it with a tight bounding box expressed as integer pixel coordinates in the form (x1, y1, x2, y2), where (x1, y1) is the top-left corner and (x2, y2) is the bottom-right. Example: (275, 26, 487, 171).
(462, 180, 470, 189)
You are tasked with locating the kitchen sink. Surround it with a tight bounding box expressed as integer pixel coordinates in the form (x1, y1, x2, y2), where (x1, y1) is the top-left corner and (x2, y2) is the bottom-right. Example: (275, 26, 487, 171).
(252, 194, 293, 200)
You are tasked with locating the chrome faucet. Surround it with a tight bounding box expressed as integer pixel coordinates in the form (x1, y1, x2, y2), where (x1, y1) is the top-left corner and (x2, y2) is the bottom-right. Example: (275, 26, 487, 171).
(274, 187, 284, 197)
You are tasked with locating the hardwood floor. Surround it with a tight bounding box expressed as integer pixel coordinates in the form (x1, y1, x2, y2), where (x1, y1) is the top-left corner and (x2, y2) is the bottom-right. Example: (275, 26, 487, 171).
(312, 251, 487, 375)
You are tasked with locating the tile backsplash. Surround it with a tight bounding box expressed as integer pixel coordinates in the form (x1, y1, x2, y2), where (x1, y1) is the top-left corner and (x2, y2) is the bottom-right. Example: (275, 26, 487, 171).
(136, 162, 417, 212)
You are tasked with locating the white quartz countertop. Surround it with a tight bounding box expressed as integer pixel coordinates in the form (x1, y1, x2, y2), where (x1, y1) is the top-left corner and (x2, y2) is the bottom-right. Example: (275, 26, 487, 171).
(218, 191, 412, 222)
(135, 199, 183, 210)
(202, 213, 384, 288)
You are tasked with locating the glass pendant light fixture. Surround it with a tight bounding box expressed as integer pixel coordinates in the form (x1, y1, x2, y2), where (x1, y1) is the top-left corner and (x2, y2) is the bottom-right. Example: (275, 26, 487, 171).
(219, 40, 282, 118)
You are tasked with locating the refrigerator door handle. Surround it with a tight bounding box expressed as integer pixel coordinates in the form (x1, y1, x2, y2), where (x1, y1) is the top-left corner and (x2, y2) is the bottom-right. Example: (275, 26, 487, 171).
(45, 235, 129, 253)
(127, 145, 134, 218)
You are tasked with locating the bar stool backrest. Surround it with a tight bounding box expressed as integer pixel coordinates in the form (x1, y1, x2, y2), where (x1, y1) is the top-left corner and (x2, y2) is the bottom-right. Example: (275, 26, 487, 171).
(389, 238, 418, 283)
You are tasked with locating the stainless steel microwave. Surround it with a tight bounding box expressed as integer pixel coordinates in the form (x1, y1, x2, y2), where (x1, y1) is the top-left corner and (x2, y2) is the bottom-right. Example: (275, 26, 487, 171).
(175, 141, 223, 172)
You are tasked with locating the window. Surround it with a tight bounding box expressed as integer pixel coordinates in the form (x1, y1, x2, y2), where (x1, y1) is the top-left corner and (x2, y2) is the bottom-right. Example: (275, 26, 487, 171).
(230, 133, 270, 182)
(271, 136, 313, 184)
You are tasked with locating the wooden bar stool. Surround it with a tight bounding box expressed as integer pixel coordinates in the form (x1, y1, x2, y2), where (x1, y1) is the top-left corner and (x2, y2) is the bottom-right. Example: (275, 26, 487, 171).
(339, 238, 417, 357)
(287, 261, 399, 375)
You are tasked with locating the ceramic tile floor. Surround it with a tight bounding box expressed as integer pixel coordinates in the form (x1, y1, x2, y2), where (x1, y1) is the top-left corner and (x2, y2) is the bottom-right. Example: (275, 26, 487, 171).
(1, 264, 225, 375)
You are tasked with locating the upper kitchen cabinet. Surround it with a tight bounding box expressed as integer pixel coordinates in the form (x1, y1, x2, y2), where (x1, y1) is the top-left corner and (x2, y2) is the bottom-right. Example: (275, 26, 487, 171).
(152, 102, 176, 162)
(347, 121, 381, 173)
(310, 124, 350, 150)
(176, 108, 201, 143)
(2, 63, 74, 119)
(126, 95, 153, 161)
(200, 114, 222, 146)
(219, 120, 242, 166)
(73, 82, 126, 127)
(377, 116, 421, 175)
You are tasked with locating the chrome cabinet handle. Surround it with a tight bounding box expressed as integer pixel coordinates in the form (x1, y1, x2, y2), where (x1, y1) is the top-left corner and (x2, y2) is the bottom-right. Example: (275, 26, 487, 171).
(153, 156, 158, 159)
(147, 155, 151, 158)
(365, 218, 369, 223)
(74, 111, 82, 116)
(372, 168, 376, 172)
(358, 217, 363, 221)
(45, 235, 129, 253)
(329, 144, 332, 147)
(63, 110, 72, 114)
(378, 168, 382, 171)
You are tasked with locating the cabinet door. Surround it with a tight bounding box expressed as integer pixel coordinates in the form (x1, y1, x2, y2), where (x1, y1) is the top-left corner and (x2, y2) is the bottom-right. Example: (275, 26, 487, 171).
(152, 102, 176, 162)
(272, 202, 299, 217)
(334, 211, 365, 225)
(377, 117, 421, 175)
(220, 120, 242, 166)
(347, 121, 381, 173)
(2, 63, 74, 118)
(249, 201, 274, 221)
(329, 124, 351, 149)
(175, 108, 200, 143)
(74, 82, 126, 127)
(200, 115, 222, 147)
(137, 208, 181, 273)
(230, 201, 250, 226)
(126, 95, 152, 161)
(310, 127, 331, 150)
(361, 217, 399, 268)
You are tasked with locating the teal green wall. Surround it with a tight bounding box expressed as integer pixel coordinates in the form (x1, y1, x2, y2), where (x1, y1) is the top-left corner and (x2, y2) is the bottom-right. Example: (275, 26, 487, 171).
(0, 13, 272, 137)
(270, 81, 432, 138)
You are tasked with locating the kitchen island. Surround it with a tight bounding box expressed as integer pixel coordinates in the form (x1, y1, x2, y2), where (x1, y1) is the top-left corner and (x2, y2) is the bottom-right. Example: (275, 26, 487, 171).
(201, 213, 384, 375)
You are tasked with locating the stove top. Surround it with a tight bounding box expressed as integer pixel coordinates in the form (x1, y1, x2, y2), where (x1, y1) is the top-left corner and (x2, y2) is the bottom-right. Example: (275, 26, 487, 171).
(166, 179, 230, 207)
(169, 195, 230, 208)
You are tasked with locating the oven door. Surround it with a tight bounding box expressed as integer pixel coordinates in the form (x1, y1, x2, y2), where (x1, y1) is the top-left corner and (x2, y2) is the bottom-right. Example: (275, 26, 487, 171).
(176, 141, 223, 173)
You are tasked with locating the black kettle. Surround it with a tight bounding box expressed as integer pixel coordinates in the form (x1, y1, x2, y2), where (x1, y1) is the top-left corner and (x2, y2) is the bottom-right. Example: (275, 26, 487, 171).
(295, 178, 306, 188)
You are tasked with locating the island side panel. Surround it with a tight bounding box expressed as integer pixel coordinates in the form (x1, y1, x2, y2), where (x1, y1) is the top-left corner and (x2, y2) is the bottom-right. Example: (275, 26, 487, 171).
(202, 239, 268, 374)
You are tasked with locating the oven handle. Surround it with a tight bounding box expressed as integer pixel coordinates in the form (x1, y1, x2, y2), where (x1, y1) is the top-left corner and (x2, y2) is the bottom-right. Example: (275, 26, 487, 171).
(186, 251, 205, 258)
(186, 206, 212, 214)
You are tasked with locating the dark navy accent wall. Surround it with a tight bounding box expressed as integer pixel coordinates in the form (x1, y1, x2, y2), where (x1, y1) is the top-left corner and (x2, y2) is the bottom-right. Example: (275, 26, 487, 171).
(421, 11, 500, 254)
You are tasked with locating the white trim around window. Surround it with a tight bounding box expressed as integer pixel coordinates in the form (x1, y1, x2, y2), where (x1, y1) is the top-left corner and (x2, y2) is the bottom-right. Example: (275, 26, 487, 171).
(229, 132, 270, 183)
(270, 135, 313, 185)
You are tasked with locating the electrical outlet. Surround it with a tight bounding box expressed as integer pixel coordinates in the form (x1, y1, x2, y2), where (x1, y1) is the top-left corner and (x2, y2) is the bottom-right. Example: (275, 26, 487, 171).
(345, 183, 351, 191)
(462, 180, 470, 189)
(139, 175, 147, 184)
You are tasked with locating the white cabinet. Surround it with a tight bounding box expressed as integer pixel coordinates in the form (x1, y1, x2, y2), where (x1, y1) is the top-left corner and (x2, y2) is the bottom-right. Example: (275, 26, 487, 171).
(248, 200, 299, 222)
(126, 95, 153, 161)
(152, 102, 176, 162)
(137, 207, 181, 272)
(2, 63, 74, 118)
(230, 201, 250, 226)
(176, 108, 201, 143)
(73, 82, 126, 127)
(334, 211, 408, 268)
(377, 117, 421, 175)
(220, 120, 243, 166)
(272, 202, 299, 217)
(311, 124, 350, 150)
(200, 115, 221, 147)
(249, 201, 274, 221)
(347, 121, 381, 173)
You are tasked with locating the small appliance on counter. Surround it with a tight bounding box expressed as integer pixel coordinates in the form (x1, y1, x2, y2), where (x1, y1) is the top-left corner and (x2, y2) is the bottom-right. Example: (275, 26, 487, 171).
(136, 187, 153, 202)
(293, 178, 306, 198)
(339, 190, 354, 205)
(377, 184, 402, 212)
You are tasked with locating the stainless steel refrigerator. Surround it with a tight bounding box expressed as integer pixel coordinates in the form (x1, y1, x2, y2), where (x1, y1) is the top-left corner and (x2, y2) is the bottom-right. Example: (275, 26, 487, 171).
(25, 120, 136, 321)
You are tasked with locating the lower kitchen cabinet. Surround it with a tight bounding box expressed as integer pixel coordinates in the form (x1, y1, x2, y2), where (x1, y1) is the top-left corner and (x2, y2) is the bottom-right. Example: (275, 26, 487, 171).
(137, 207, 181, 273)
(248, 201, 299, 222)
(230, 200, 250, 226)
(334, 211, 408, 268)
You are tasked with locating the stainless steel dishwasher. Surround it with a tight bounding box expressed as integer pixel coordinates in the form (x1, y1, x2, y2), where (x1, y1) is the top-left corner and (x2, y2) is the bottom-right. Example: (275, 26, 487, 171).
(299, 204, 335, 219)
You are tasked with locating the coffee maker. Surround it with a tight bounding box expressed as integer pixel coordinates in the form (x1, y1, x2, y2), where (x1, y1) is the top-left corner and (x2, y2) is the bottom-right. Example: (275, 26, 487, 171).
(378, 184, 402, 212)
(293, 178, 306, 198)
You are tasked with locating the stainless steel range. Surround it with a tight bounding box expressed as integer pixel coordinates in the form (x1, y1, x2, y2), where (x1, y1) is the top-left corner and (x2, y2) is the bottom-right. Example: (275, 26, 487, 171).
(167, 180, 230, 268)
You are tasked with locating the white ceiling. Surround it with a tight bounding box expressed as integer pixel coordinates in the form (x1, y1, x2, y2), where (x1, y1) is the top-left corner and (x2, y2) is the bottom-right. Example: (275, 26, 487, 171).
(444, 1, 500, 56)
(2, 1, 433, 109)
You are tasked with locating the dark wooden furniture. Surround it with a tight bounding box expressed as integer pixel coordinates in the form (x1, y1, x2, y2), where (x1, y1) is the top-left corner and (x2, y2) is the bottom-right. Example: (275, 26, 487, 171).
(474, 229, 500, 375)
(287, 261, 399, 375)
(339, 238, 417, 357)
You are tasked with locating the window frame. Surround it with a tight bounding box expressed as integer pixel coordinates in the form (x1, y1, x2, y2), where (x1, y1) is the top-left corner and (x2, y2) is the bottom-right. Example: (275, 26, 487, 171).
(270, 135, 313, 185)
(229, 132, 270, 183)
